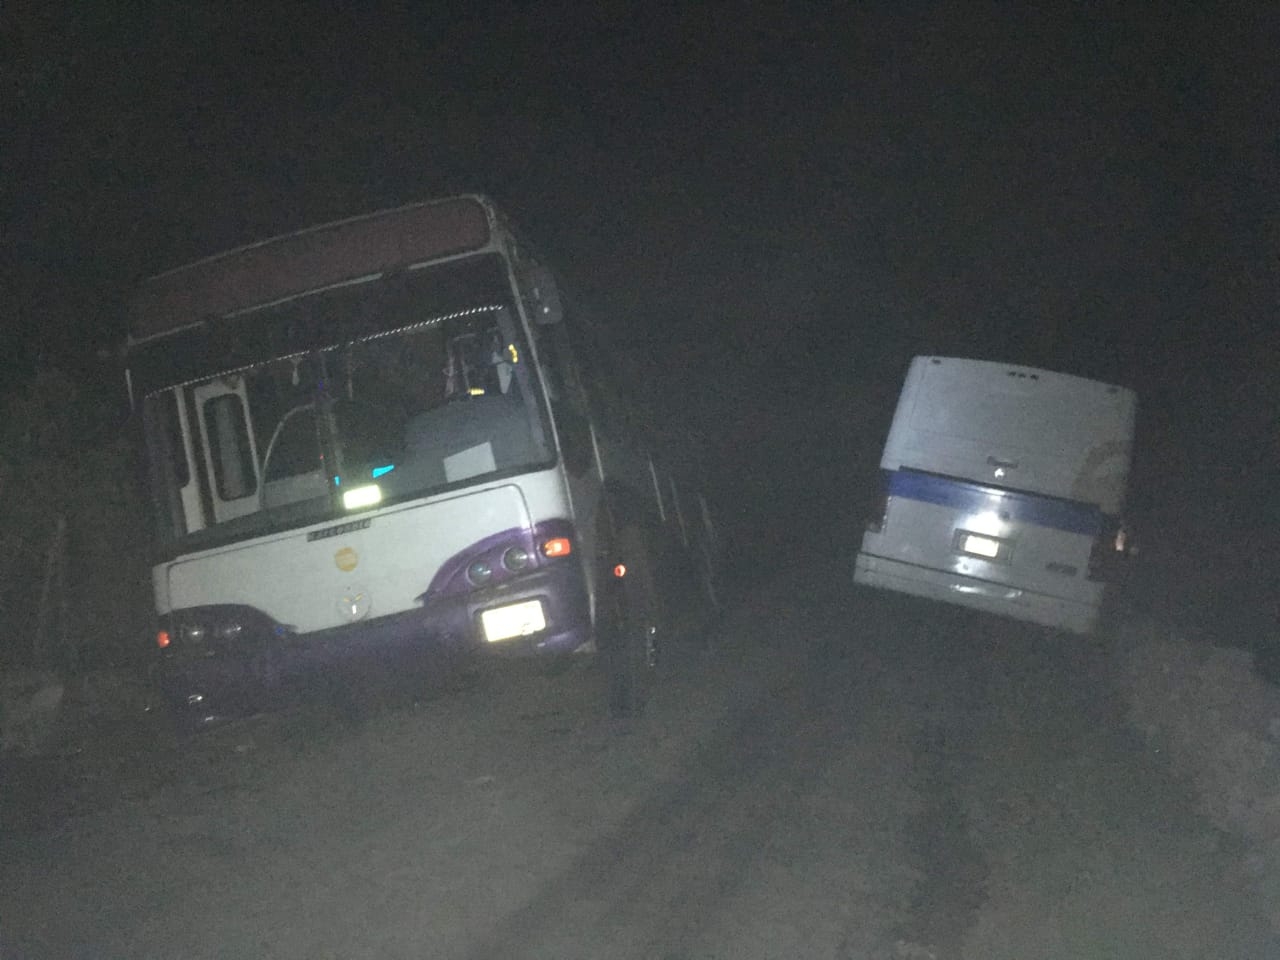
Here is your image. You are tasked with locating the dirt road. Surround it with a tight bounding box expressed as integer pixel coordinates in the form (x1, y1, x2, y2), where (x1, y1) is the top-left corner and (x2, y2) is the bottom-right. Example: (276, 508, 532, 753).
(2, 566, 1274, 958)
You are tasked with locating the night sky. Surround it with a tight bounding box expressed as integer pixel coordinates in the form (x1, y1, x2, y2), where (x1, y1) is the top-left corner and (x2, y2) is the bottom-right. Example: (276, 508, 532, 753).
(5, 4, 1277, 633)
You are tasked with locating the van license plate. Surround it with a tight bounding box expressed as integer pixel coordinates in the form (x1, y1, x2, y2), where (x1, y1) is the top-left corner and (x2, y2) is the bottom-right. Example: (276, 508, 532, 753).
(961, 533, 1001, 558)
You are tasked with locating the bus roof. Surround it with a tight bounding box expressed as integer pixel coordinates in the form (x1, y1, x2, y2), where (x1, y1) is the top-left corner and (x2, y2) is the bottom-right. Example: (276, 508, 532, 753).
(126, 195, 494, 344)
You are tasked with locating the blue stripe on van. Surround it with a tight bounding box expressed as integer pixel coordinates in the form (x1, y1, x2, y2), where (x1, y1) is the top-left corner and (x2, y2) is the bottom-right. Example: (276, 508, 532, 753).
(885, 469, 1105, 536)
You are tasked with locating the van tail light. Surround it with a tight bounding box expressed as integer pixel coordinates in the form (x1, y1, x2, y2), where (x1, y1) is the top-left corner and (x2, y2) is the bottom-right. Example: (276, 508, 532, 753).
(865, 488, 896, 535)
(866, 478, 891, 534)
(1087, 517, 1131, 581)
(867, 495, 890, 534)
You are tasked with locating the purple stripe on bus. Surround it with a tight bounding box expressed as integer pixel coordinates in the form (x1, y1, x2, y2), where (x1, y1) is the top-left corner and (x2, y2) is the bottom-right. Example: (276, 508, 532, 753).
(421, 518, 577, 600)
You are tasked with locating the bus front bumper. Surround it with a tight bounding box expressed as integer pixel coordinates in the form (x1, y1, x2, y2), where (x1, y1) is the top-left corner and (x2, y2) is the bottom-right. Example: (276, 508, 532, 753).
(454, 562, 592, 657)
(155, 561, 592, 728)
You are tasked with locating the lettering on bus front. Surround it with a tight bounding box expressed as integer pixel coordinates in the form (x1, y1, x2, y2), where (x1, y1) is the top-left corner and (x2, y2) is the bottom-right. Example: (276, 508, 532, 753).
(307, 519, 373, 541)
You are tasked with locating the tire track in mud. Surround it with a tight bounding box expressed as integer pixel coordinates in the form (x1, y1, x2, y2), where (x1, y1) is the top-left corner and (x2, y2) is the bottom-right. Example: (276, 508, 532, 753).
(462, 595, 917, 960)
(953, 623, 1280, 959)
(882, 606, 1280, 960)
(865, 598, 995, 959)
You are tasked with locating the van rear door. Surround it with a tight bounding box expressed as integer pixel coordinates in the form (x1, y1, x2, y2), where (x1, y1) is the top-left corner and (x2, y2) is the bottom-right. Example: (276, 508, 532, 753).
(877, 467, 1105, 601)
(883, 358, 1135, 515)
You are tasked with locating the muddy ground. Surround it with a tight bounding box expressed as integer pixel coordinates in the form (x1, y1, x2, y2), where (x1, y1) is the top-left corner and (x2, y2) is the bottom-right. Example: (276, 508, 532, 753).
(1, 564, 1275, 959)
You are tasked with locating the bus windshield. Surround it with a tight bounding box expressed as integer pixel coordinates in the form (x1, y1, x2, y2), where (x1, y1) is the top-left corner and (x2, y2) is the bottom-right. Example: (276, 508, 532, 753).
(139, 254, 553, 548)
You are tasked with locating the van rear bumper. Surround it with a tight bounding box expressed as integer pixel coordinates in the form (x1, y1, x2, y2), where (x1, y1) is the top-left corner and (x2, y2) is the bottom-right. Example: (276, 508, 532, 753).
(853, 551, 1100, 635)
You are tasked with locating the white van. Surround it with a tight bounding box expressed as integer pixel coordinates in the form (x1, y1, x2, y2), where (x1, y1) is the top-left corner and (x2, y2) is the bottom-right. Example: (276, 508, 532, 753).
(854, 356, 1136, 634)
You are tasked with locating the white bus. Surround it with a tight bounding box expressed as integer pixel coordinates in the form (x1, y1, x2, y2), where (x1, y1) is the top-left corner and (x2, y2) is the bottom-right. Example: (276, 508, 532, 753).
(854, 356, 1136, 634)
(124, 195, 717, 724)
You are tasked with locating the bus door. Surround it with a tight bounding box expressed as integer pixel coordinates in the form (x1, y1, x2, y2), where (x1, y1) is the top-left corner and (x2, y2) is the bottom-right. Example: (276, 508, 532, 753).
(192, 377, 263, 524)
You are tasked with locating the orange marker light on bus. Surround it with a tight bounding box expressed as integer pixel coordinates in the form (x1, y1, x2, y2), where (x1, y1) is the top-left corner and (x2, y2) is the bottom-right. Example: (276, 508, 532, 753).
(613, 563, 627, 578)
(541, 537, 572, 558)
(157, 630, 171, 649)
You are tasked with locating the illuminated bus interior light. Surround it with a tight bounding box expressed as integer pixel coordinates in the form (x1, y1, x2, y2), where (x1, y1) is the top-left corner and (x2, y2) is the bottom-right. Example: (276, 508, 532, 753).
(342, 484, 382, 510)
(468, 387, 486, 396)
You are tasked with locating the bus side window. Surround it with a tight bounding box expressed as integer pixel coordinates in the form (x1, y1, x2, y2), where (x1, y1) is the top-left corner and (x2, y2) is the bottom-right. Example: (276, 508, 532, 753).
(578, 357, 627, 445)
(539, 324, 594, 476)
(145, 390, 195, 540)
(263, 407, 321, 483)
(160, 392, 191, 489)
(204, 394, 258, 501)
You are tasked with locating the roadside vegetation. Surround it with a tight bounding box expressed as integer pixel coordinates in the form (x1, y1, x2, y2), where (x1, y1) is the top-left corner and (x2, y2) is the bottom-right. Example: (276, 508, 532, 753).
(0, 364, 149, 675)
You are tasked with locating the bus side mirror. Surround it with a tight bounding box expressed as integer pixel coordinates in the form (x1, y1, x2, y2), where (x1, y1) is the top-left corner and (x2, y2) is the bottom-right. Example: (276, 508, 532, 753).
(528, 264, 563, 325)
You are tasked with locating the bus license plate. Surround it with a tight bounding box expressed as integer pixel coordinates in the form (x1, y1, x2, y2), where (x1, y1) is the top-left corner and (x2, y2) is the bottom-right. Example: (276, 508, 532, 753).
(480, 601, 547, 643)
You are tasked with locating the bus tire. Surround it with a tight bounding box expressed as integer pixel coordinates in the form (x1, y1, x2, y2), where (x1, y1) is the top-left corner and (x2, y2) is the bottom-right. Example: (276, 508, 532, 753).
(603, 524, 660, 720)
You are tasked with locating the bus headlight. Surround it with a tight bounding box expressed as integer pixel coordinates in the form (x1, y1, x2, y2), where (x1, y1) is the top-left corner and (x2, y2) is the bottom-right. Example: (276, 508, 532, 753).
(179, 622, 208, 644)
(467, 559, 494, 585)
(503, 546, 532, 571)
(215, 621, 244, 641)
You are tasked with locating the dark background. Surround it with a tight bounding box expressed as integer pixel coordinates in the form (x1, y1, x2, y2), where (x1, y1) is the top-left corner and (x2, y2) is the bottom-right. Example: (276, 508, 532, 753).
(3, 3, 1276, 647)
